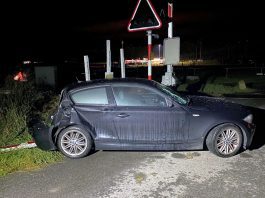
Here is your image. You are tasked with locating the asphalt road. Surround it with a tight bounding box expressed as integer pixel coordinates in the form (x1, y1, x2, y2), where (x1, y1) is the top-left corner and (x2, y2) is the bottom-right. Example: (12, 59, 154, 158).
(1, 144, 265, 198)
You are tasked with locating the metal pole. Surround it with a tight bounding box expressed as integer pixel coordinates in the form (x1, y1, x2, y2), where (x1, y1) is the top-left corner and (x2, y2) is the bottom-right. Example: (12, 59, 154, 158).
(159, 44, 161, 59)
(167, 1, 173, 73)
(147, 30, 152, 80)
(120, 48, 125, 78)
(84, 55, 90, 81)
(106, 40, 111, 73)
(161, 0, 176, 86)
(195, 45, 198, 60)
(199, 40, 202, 60)
(105, 40, 113, 79)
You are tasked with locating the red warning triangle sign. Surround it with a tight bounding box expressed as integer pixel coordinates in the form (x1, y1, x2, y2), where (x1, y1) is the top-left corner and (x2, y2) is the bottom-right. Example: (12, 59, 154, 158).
(128, 0, 162, 32)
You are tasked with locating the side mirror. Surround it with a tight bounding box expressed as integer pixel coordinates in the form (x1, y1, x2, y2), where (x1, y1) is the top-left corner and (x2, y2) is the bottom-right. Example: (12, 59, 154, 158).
(167, 99, 174, 108)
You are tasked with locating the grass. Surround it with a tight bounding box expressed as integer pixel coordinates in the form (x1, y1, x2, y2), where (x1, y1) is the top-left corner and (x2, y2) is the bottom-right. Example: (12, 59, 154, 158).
(0, 76, 42, 147)
(0, 104, 32, 147)
(212, 75, 265, 85)
(0, 76, 64, 177)
(176, 83, 189, 92)
(0, 148, 63, 177)
(177, 74, 261, 96)
(39, 95, 60, 125)
(203, 83, 256, 96)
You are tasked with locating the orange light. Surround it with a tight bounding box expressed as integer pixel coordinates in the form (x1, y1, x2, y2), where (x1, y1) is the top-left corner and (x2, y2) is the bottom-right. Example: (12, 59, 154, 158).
(14, 71, 27, 81)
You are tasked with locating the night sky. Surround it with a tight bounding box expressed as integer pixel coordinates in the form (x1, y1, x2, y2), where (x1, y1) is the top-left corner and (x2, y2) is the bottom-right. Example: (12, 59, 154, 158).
(0, 0, 264, 68)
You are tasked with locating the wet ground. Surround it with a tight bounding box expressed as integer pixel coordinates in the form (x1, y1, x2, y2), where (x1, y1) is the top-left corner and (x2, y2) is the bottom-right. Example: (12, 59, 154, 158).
(1, 147, 265, 198)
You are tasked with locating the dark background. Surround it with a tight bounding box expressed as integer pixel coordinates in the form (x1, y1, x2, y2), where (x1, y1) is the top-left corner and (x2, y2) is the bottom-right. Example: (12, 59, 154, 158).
(0, 0, 264, 80)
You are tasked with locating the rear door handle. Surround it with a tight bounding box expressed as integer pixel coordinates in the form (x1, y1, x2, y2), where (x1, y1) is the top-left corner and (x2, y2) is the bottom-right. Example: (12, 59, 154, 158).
(117, 113, 130, 118)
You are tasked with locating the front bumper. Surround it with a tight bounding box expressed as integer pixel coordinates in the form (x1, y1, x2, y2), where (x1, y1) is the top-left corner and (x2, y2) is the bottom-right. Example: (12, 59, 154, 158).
(247, 123, 256, 148)
(243, 122, 256, 149)
(32, 122, 57, 151)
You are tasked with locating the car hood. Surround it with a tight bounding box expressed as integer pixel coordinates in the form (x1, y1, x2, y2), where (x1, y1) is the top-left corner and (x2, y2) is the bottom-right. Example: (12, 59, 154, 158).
(188, 96, 248, 114)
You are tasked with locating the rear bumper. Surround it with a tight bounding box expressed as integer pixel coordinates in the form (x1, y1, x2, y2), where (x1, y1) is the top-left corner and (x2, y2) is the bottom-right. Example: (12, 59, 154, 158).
(32, 122, 57, 151)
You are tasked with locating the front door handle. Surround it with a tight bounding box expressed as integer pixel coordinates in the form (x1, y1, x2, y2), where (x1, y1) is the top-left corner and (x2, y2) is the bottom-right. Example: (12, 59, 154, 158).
(103, 108, 113, 111)
(117, 113, 130, 118)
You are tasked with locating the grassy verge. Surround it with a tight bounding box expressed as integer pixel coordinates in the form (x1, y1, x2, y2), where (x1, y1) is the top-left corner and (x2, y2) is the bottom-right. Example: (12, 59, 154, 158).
(177, 75, 260, 96)
(0, 76, 63, 177)
(203, 83, 256, 96)
(0, 148, 63, 177)
(0, 76, 42, 147)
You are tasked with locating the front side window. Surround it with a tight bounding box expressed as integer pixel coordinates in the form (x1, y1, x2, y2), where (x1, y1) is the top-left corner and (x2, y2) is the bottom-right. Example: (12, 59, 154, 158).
(113, 86, 167, 107)
(71, 87, 108, 105)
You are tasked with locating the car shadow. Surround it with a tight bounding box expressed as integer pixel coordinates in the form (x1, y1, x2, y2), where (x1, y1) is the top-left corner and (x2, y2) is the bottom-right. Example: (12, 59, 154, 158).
(248, 107, 265, 150)
(88, 149, 99, 156)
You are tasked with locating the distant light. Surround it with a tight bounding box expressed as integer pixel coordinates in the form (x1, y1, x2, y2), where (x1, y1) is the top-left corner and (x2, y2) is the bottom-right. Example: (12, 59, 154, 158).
(125, 58, 163, 66)
(14, 71, 27, 82)
(152, 58, 164, 65)
(23, 60, 31, 65)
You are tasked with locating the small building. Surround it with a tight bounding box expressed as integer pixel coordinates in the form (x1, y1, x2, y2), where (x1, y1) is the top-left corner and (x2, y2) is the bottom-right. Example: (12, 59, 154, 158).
(34, 66, 57, 88)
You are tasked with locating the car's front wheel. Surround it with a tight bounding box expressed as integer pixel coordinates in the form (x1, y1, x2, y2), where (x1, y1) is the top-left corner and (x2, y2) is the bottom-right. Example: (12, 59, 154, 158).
(57, 126, 92, 159)
(206, 124, 243, 157)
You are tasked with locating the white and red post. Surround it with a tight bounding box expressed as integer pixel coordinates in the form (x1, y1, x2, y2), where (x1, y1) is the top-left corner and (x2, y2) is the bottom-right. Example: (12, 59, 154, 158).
(167, 1, 173, 73)
(161, 0, 176, 86)
(168, 1, 173, 19)
(147, 30, 152, 80)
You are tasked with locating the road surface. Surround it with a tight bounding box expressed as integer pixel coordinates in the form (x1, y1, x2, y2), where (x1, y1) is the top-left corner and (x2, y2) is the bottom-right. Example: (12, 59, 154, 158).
(1, 144, 265, 198)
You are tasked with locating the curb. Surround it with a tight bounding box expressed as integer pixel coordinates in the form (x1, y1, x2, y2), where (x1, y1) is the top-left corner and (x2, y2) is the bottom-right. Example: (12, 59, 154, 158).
(0, 141, 37, 152)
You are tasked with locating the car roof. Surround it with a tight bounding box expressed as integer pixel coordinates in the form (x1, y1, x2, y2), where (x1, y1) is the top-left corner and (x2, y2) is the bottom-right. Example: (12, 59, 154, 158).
(64, 78, 159, 94)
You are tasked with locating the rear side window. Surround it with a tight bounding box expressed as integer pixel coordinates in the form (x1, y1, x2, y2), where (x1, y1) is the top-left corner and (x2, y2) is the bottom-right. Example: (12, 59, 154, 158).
(71, 87, 108, 105)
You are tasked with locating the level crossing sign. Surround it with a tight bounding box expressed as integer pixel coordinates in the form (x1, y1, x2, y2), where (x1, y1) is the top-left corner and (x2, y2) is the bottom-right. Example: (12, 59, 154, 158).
(128, 0, 162, 32)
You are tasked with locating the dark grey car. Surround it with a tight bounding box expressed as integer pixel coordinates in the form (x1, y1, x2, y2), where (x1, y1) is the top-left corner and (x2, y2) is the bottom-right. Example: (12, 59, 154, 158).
(33, 78, 255, 158)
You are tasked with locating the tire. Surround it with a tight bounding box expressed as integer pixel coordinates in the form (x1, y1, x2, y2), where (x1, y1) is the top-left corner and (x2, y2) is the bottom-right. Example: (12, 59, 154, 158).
(206, 124, 243, 158)
(57, 126, 92, 159)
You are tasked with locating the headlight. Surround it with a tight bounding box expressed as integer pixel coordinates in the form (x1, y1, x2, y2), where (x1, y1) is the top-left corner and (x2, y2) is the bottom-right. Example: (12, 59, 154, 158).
(243, 114, 253, 124)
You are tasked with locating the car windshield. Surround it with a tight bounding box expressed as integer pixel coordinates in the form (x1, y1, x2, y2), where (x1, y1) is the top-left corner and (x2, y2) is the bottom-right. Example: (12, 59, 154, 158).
(156, 83, 188, 105)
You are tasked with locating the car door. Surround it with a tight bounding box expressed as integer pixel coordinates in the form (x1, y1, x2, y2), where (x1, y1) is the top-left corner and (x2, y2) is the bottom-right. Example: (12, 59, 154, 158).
(70, 86, 118, 144)
(110, 84, 189, 145)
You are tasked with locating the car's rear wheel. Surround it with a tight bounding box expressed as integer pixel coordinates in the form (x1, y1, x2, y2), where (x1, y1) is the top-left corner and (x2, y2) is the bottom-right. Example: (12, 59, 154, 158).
(57, 126, 92, 159)
(206, 124, 243, 157)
